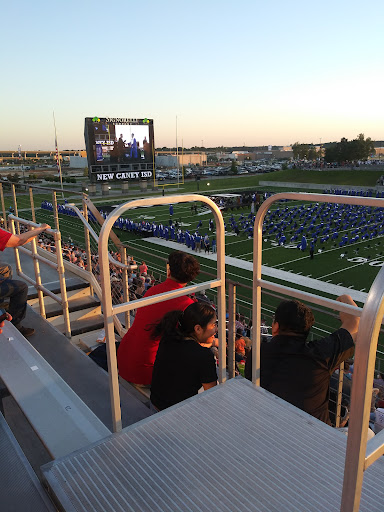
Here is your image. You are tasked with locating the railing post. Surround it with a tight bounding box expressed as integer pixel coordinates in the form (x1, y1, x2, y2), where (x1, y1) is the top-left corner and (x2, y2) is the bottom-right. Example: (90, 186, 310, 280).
(120, 246, 130, 330)
(335, 361, 345, 428)
(9, 218, 22, 277)
(51, 191, 60, 232)
(227, 282, 236, 379)
(11, 184, 19, 234)
(54, 230, 71, 338)
(29, 228, 46, 319)
(252, 203, 265, 387)
(0, 184, 6, 228)
(29, 187, 36, 223)
(82, 197, 94, 296)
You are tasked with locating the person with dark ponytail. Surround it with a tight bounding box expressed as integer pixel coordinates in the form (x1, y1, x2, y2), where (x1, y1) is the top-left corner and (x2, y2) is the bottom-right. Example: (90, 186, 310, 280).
(150, 302, 218, 411)
(117, 251, 200, 386)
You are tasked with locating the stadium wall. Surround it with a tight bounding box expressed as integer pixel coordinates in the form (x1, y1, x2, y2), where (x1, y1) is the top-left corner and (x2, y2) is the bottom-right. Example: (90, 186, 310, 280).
(259, 181, 382, 192)
(70, 156, 88, 168)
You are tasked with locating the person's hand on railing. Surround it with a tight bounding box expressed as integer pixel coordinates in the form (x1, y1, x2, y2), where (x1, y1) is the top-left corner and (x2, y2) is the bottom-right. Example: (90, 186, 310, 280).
(336, 294, 360, 342)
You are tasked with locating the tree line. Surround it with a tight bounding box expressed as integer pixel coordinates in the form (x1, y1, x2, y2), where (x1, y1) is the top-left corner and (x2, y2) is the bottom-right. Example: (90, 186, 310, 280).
(324, 134, 375, 163)
(292, 134, 375, 163)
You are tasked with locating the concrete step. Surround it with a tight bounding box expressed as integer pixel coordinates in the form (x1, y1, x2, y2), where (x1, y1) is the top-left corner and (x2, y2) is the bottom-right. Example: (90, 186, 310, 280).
(27, 280, 93, 309)
(47, 305, 103, 332)
(54, 314, 105, 339)
(27, 277, 90, 301)
(28, 286, 93, 309)
(29, 295, 101, 320)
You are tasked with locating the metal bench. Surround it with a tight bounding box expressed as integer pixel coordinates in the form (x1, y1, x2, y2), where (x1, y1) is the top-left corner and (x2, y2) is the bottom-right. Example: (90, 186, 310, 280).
(0, 411, 56, 511)
(0, 322, 111, 459)
(22, 306, 153, 430)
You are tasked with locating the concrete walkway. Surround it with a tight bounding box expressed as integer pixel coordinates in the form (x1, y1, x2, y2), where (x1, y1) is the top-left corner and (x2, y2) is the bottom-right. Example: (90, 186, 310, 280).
(144, 237, 368, 303)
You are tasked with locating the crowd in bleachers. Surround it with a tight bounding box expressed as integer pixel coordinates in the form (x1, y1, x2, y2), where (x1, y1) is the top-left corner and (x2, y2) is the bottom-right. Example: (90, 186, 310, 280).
(25, 221, 159, 306)
(323, 188, 384, 198)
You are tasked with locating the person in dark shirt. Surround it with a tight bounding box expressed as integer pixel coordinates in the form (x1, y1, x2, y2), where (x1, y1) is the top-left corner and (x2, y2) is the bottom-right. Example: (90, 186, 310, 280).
(150, 302, 218, 411)
(245, 295, 359, 425)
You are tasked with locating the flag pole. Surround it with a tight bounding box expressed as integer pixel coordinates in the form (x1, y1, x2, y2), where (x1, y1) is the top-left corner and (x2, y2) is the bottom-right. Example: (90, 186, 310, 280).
(53, 111, 64, 200)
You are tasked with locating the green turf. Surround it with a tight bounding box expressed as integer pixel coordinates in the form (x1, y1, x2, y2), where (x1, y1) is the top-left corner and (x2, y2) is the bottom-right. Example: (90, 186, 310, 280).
(254, 169, 384, 186)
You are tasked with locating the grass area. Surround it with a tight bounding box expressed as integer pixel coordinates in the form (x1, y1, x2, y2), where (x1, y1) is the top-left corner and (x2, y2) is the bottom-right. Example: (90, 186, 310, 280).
(4, 167, 383, 211)
(257, 169, 384, 186)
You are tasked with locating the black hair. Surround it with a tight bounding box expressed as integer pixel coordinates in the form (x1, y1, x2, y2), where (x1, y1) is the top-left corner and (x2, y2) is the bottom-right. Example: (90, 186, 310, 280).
(168, 251, 200, 283)
(151, 302, 216, 343)
(274, 300, 315, 339)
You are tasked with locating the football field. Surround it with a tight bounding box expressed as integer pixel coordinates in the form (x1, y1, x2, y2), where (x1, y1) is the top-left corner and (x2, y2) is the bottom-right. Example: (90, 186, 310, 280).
(15, 189, 384, 360)
(26, 193, 384, 296)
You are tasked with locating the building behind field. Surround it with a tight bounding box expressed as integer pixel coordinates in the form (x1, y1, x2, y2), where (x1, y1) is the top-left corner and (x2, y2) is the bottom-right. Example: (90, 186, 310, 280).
(155, 152, 207, 167)
(69, 156, 88, 168)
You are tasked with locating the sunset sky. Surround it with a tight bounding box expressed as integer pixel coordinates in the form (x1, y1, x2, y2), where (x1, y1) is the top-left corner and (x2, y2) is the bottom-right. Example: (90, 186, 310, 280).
(2, 0, 383, 150)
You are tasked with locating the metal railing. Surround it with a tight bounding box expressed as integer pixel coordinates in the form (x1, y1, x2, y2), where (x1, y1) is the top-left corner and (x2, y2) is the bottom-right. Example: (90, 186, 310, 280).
(251, 192, 384, 512)
(2, 182, 140, 338)
(8, 215, 71, 338)
(98, 194, 226, 433)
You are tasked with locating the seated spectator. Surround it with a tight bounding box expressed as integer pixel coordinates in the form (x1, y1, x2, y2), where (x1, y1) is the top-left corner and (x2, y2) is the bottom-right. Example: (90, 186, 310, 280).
(0, 222, 51, 337)
(235, 313, 245, 332)
(133, 277, 145, 298)
(139, 261, 148, 274)
(128, 272, 134, 285)
(245, 295, 359, 425)
(373, 372, 384, 399)
(196, 290, 211, 304)
(150, 302, 218, 411)
(117, 251, 200, 386)
(235, 330, 246, 362)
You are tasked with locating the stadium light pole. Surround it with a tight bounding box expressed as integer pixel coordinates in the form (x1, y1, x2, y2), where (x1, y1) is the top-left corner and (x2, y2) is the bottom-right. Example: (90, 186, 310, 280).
(53, 111, 64, 200)
(176, 115, 179, 189)
(18, 145, 24, 183)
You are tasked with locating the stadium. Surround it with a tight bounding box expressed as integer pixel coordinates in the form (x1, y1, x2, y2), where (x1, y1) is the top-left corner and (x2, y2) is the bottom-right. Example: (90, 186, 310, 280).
(1, 160, 384, 510)
(2, 138, 384, 510)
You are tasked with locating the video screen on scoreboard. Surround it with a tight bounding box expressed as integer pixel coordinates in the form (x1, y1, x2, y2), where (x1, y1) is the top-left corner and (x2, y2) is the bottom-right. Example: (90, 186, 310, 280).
(84, 117, 154, 167)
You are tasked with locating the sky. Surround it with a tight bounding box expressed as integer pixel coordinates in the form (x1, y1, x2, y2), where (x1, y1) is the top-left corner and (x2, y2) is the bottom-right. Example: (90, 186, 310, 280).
(1, 0, 383, 150)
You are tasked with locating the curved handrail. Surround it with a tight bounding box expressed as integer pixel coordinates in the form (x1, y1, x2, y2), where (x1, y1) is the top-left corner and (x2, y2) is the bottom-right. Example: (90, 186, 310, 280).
(340, 263, 384, 511)
(99, 194, 226, 433)
(65, 204, 137, 270)
(8, 215, 58, 236)
(251, 192, 384, 385)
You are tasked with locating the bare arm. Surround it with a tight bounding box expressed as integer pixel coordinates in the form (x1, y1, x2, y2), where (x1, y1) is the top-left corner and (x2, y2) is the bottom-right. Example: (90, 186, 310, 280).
(5, 224, 51, 248)
(336, 294, 360, 342)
